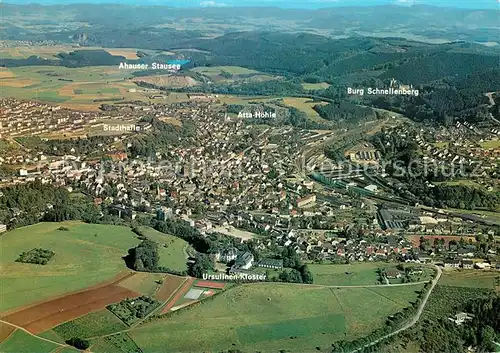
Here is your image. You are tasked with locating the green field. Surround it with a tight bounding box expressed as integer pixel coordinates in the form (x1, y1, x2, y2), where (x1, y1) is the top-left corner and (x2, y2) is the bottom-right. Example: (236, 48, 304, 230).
(301, 82, 331, 90)
(439, 269, 499, 289)
(52, 309, 128, 340)
(192, 65, 260, 75)
(0, 329, 62, 353)
(138, 227, 189, 272)
(0, 221, 141, 311)
(282, 97, 329, 123)
(480, 140, 500, 149)
(0, 65, 144, 110)
(129, 282, 423, 353)
(92, 332, 141, 353)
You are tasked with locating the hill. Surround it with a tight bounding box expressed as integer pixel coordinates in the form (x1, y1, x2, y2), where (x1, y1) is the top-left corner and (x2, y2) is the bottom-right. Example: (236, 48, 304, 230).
(0, 221, 141, 312)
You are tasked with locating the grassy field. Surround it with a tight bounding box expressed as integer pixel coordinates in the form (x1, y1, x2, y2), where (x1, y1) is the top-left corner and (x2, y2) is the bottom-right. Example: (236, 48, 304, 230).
(0, 329, 61, 353)
(308, 262, 433, 286)
(52, 309, 128, 340)
(118, 272, 164, 296)
(91, 332, 141, 353)
(282, 97, 329, 123)
(192, 66, 260, 75)
(191, 66, 277, 84)
(129, 282, 423, 353)
(0, 221, 141, 312)
(480, 139, 500, 149)
(309, 263, 384, 285)
(301, 82, 331, 90)
(439, 269, 499, 290)
(138, 227, 189, 272)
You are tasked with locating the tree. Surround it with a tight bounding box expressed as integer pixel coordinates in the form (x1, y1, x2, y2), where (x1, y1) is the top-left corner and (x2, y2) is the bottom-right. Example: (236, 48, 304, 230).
(66, 337, 90, 350)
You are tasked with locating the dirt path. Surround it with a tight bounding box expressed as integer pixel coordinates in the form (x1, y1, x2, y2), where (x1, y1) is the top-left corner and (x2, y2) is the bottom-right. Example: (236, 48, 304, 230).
(349, 265, 442, 353)
(0, 319, 70, 350)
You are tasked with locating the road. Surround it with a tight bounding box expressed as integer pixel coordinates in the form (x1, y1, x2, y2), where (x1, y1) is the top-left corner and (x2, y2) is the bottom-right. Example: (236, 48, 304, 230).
(486, 92, 500, 125)
(349, 265, 442, 353)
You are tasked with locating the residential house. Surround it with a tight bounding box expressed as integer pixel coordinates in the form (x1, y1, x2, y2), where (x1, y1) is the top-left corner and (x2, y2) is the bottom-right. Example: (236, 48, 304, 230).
(0, 224, 6, 233)
(461, 259, 473, 269)
(444, 259, 460, 268)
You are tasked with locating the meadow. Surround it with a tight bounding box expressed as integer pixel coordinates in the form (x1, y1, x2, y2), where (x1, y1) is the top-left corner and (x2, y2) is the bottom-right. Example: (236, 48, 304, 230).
(52, 309, 128, 340)
(138, 226, 189, 272)
(0, 329, 63, 353)
(281, 97, 329, 123)
(439, 269, 499, 290)
(128, 282, 423, 353)
(301, 82, 331, 90)
(0, 221, 141, 312)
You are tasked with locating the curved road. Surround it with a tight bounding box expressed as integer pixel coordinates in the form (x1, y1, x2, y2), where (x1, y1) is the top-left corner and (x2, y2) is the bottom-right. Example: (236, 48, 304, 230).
(349, 265, 442, 353)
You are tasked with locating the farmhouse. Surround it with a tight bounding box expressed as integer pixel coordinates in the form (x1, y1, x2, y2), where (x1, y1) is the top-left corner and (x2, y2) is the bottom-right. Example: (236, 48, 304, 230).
(0, 224, 6, 233)
(385, 271, 402, 279)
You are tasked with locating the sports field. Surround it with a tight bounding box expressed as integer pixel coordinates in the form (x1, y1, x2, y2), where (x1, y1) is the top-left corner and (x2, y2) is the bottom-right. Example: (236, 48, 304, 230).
(129, 282, 423, 352)
(0, 221, 141, 312)
(138, 227, 189, 272)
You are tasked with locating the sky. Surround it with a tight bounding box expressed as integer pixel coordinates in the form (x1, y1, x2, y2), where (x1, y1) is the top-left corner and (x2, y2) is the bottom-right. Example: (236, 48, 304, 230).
(3, 0, 499, 9)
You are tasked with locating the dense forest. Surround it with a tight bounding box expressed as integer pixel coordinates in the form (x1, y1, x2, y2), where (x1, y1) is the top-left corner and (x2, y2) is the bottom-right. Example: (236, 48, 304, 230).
(0, 181, 100, 229)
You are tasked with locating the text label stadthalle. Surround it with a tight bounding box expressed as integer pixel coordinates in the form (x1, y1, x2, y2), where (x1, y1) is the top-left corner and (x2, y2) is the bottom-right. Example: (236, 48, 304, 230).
(118, 62, 181, 70)
(347, 87, 419, 97)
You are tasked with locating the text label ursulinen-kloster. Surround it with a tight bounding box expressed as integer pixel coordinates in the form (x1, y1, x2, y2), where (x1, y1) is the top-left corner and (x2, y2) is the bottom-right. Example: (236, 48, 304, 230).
(202, 273, 267, 281)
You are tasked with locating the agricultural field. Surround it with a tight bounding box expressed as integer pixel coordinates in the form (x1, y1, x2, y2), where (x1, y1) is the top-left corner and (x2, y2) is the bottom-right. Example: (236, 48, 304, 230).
(0, 329, 63, 353)
(282, 97, 329, 123)
(1, 276, 139, 333)
(301, 82, 331, 90)
(439, 269, 499, 290)
(138, 227, 189, 272)
(154, 275, 187, 302)
(0, 65, 150, 110)
(91, 332, 141, 353)
(118, 272, 165, 296)
(0, 221, 141, 312)
(421, 285, 494, 321)
(129, 282, 423, 353)
(51, 309, 128, 340)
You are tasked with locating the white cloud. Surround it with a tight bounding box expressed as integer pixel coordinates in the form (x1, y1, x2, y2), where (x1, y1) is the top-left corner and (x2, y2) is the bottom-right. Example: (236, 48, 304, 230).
(200, 1, 227, 6)
(395, 0, 416, 5)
